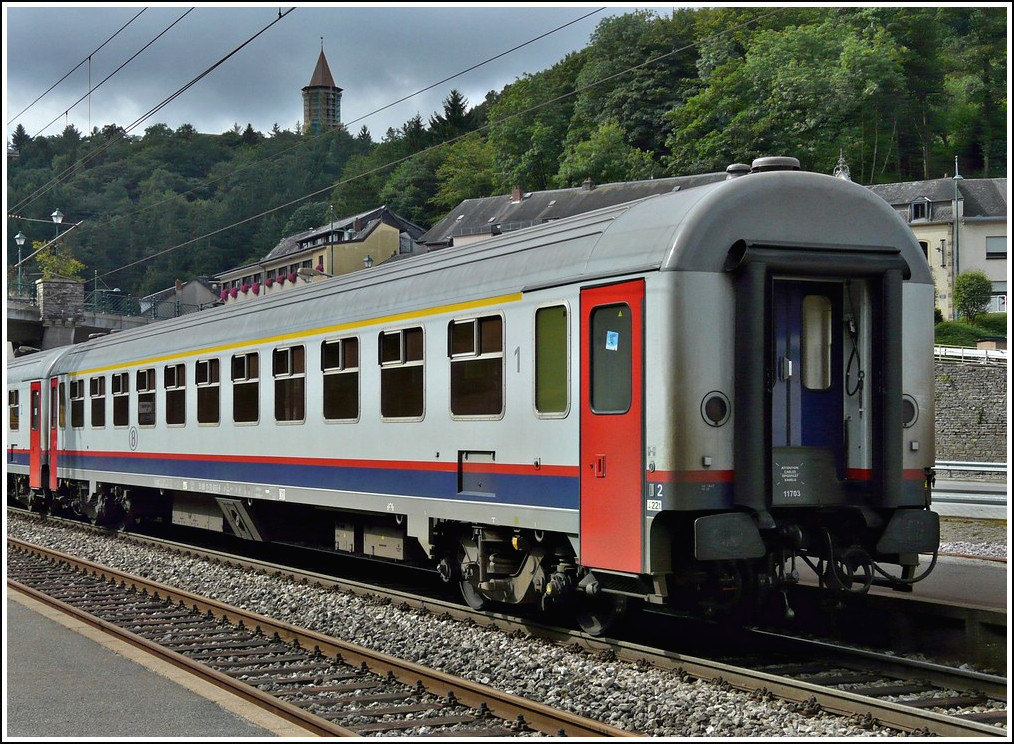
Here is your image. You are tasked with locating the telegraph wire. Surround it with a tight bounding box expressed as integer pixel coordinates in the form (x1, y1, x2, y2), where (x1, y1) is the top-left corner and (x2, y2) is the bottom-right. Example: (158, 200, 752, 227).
(26, 8, 197, 140)
(100, 8, 785, 283)
(13, 8, 606, 242)
(9, 7, 296, 217)
(6, 8, 147, 126)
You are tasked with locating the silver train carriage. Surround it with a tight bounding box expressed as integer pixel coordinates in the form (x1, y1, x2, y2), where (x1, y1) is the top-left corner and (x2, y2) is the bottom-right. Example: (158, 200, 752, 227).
(6, 158, 939, 633)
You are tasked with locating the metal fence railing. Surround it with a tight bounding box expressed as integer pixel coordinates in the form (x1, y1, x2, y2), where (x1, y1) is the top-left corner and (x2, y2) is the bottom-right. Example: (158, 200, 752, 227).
(934, 345, 1007, 365)
(934, 460, 1008, 478)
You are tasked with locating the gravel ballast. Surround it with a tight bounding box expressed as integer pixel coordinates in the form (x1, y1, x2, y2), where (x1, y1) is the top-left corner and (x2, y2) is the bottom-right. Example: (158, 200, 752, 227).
(6, 512, 1006, 737)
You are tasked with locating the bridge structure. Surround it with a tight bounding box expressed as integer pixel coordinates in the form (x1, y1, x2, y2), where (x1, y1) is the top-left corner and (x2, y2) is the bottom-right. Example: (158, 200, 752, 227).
(7, 293, 151, 357)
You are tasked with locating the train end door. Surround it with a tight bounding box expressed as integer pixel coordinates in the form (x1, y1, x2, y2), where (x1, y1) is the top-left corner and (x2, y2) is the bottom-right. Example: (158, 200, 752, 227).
(579, 280, 645, 573)
(770, 280, 846, 506)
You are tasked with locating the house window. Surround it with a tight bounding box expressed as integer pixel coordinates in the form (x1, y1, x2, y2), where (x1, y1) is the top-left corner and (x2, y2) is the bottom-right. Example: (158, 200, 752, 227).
(196, 358, 220, 424)
(165, 363, 186, 425)
(70, 379, 85, 428)
(137, 368, 156, 426)
(273, 345, 305, 422)
(910, 199, 929, 221)
(322, 337, 359, 421)
(90, 376, 106, 428)
(232, 352, 259, 423)
(380, 327, 424, 419)
(986, 236, 1007, 259)
(448, 315, 503, 416)
(112, 372, 130, 427)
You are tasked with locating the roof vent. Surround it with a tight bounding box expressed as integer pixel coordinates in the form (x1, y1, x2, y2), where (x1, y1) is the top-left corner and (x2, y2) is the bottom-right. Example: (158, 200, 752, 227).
(726, 163, 750, 179)
(750, 156, 800, 173)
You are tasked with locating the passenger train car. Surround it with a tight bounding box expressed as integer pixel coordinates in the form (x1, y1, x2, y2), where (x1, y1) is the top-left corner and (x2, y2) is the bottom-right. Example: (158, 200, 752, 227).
(7, 157, 940, 633)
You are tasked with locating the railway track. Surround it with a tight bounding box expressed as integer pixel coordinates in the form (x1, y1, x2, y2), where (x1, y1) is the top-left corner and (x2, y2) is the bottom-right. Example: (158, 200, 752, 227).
(7, 538, 631, 737)
(7, 510, 1009, 737)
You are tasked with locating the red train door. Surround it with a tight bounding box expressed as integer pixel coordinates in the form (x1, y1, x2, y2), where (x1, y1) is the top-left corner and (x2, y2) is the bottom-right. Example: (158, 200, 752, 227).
(579, 280, 645, 573)
(29, 381, 43, 488)
(49, 377, 60, 490)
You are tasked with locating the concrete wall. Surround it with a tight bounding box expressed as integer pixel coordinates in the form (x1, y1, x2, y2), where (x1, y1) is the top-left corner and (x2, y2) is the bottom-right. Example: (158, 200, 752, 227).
(935, 359, 1008, 463)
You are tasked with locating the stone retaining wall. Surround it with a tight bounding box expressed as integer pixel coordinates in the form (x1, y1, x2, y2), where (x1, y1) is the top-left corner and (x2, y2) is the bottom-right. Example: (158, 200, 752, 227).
(934, 360, 1008, 464)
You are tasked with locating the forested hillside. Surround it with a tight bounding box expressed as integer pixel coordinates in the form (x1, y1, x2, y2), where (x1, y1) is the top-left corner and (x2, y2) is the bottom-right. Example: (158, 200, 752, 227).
(7, 6, 1006, 300)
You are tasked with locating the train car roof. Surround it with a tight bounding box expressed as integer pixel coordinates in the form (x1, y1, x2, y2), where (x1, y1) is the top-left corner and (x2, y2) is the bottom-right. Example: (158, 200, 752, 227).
(25, 168, 932, 375)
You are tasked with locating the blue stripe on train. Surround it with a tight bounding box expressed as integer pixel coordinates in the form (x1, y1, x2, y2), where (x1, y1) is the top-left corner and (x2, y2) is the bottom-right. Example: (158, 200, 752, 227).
(55, 452, 580, 509)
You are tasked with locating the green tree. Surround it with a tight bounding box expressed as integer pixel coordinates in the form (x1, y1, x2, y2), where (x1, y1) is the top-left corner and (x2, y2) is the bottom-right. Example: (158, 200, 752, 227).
(35, 239, 86, 281)
(486, 52, 584, 192)
(953, 270, 992, 324)
(11, 123, 31, 151)
(428, 89, 474, 143)
(432, 133, 496, 211)
(555, 121, 660, 187)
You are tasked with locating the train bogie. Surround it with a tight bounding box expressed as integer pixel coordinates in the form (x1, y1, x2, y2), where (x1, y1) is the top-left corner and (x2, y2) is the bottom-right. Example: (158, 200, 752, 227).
(6, 158, 940, 634)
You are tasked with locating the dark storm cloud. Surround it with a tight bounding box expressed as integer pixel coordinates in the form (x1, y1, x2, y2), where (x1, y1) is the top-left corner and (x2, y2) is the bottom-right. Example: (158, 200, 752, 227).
(4, 4, 663, 140)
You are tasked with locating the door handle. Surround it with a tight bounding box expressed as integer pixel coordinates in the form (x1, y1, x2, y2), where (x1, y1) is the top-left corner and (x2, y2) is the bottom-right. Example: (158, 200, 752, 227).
(779, 356, 794, 381)
(592, 454, 606, 478)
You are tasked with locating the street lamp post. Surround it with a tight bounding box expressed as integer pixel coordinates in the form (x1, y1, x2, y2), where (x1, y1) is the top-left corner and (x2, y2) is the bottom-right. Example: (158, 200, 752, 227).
(14, 231, 26, 297)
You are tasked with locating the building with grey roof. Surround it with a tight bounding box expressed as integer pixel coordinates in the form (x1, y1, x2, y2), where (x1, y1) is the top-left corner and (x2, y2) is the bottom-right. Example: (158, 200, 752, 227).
(216, 206, 426, 305)
(867, 176, 1007, 319)
(414, 173, 727, 253)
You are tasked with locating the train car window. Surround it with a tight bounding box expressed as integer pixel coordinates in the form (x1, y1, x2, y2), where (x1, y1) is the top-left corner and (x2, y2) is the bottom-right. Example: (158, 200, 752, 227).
(535, 305, 569, 415)
(590, 304, 632, 414)
(50, 383, 59, 430)
(231, 352, 259, 424)
(58, 382, 66, 429)
(8, 390, 19, 430)
(31, 388, 40, 431)
(196, 358, 220, 425)
(273, 345, 305, 423)
(801, 295, 832, 391)
(165, 363, 186, 426)
(137, 368, 156, 427)
(321, 337, 359, 421)
(89, 376, 106, 428)
(112, 372, 130, 427)
(379, 327, 424, 419)
(70, 379, 85, 428)
(449, 315, 503, 417)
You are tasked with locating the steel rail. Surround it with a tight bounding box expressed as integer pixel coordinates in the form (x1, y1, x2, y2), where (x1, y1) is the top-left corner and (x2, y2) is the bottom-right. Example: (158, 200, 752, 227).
(7, 537, 636, 738)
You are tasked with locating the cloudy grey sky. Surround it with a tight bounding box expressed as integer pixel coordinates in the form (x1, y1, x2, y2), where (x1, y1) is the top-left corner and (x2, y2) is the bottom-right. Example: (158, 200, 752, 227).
(4, 3, 671, 142)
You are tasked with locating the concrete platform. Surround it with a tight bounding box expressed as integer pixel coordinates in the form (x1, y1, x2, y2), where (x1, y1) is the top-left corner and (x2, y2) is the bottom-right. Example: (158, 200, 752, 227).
(4, 588, 314, 738)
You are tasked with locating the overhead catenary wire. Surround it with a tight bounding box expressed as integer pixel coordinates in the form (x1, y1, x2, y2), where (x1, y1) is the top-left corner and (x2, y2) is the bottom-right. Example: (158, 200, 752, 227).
(12, 7, 783, 287)
(25, 8, 196, 140)
(100, 8, 785, 283)
(11, 7, 604, 228)
(9, 7, 296, 217)
(6, 8, 147, 126)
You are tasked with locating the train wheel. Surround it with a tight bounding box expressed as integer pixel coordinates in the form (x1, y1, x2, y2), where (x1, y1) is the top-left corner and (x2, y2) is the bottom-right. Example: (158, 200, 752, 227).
(459, 579, 489, 611)
(574, 593, 627, 636)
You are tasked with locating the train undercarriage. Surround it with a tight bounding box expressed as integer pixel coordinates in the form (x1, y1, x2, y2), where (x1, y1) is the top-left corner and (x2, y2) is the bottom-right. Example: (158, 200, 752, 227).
(8, 471, 938, 637)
